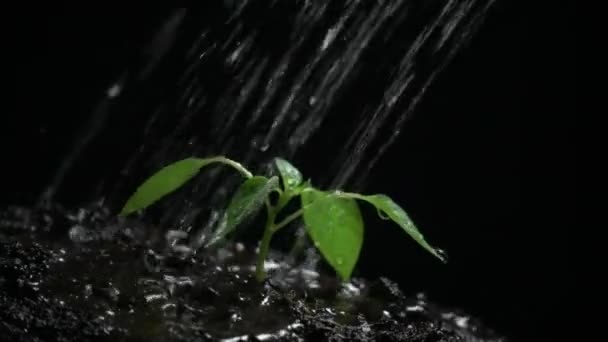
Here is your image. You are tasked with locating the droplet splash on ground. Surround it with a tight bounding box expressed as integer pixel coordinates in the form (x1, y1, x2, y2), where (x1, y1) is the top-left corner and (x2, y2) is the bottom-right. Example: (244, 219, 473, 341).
(1, 204, 505, 341)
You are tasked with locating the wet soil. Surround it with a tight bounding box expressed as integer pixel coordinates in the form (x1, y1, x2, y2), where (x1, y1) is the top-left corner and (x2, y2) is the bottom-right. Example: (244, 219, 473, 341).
(0, 204, 506, 341)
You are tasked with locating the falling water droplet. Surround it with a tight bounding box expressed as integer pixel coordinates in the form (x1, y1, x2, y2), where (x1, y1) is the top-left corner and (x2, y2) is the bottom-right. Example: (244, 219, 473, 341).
(435, 248, 448, 263)
(321, 27, 338, 50)
(106, 83, 122, 98)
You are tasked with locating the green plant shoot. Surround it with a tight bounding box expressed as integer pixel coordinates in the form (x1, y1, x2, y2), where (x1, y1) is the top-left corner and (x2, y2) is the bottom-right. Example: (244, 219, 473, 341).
(120, 156, 446, 282)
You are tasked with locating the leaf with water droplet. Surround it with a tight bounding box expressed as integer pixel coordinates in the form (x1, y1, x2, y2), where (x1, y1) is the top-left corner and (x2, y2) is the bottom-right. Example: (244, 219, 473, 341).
(120, 158, 214, 216)
(360, 194, 445, 262)
(207, 176, 279, 246)
(376, 208, 390, 220)
(274, 158, 303, 191)
(301, 189, 363, 281)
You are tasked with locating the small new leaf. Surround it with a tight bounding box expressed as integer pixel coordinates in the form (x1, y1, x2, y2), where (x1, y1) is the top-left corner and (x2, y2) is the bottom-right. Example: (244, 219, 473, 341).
(362, 194, 446, 262)
(207, 176, 279, 246)
(274, 158, 303, 191)
(302, 189, 364, 281)
(120, 158, 212, 216)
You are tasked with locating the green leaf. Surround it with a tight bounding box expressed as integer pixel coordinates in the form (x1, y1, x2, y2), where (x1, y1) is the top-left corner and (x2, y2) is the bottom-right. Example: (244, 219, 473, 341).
(361, 194, 446, 262)
(274, 158, 303, 191)
(207, 176, 279, 246)
(301, 189, 364, 281)
(120, 158, 212, 216)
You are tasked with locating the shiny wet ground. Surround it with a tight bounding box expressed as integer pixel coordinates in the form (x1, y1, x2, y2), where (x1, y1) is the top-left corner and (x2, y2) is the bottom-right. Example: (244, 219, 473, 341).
(1, 204, 505, 341)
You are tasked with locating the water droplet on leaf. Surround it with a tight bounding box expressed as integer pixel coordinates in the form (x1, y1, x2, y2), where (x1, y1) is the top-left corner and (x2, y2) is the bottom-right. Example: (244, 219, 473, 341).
(435, 248, 448, 263)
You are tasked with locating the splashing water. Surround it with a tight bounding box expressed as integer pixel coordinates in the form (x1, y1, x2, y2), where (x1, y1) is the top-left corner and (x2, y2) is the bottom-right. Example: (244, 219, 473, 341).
(0, 205, 505, 341)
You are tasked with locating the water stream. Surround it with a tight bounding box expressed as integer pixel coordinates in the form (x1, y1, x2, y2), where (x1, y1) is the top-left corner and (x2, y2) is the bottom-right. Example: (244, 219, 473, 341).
(42, 0, 495, 226)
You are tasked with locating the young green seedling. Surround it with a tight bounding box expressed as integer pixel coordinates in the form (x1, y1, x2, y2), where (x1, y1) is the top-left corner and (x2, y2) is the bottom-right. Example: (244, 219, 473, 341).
(119, 156, 445, 282)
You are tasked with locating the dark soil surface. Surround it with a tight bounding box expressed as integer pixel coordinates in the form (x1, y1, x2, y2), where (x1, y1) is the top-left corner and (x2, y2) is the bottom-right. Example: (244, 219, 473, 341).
(1, 204, 506, 341)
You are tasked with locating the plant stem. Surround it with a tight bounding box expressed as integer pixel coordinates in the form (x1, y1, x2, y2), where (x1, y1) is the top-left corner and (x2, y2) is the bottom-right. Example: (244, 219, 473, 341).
(255, 191, 302, 281)
(256, 221, 274, 282)
(272, 208, 303, 232)
(207, 156, 253, 178)
(256, 200, 277, 282)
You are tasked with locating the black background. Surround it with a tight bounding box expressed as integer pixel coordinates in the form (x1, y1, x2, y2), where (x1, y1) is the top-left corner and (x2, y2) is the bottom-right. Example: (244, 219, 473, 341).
(4, 2, 575, 341)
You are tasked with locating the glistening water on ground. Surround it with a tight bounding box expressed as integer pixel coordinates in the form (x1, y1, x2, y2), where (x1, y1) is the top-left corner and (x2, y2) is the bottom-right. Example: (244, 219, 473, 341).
(1, 203, 505, 341)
